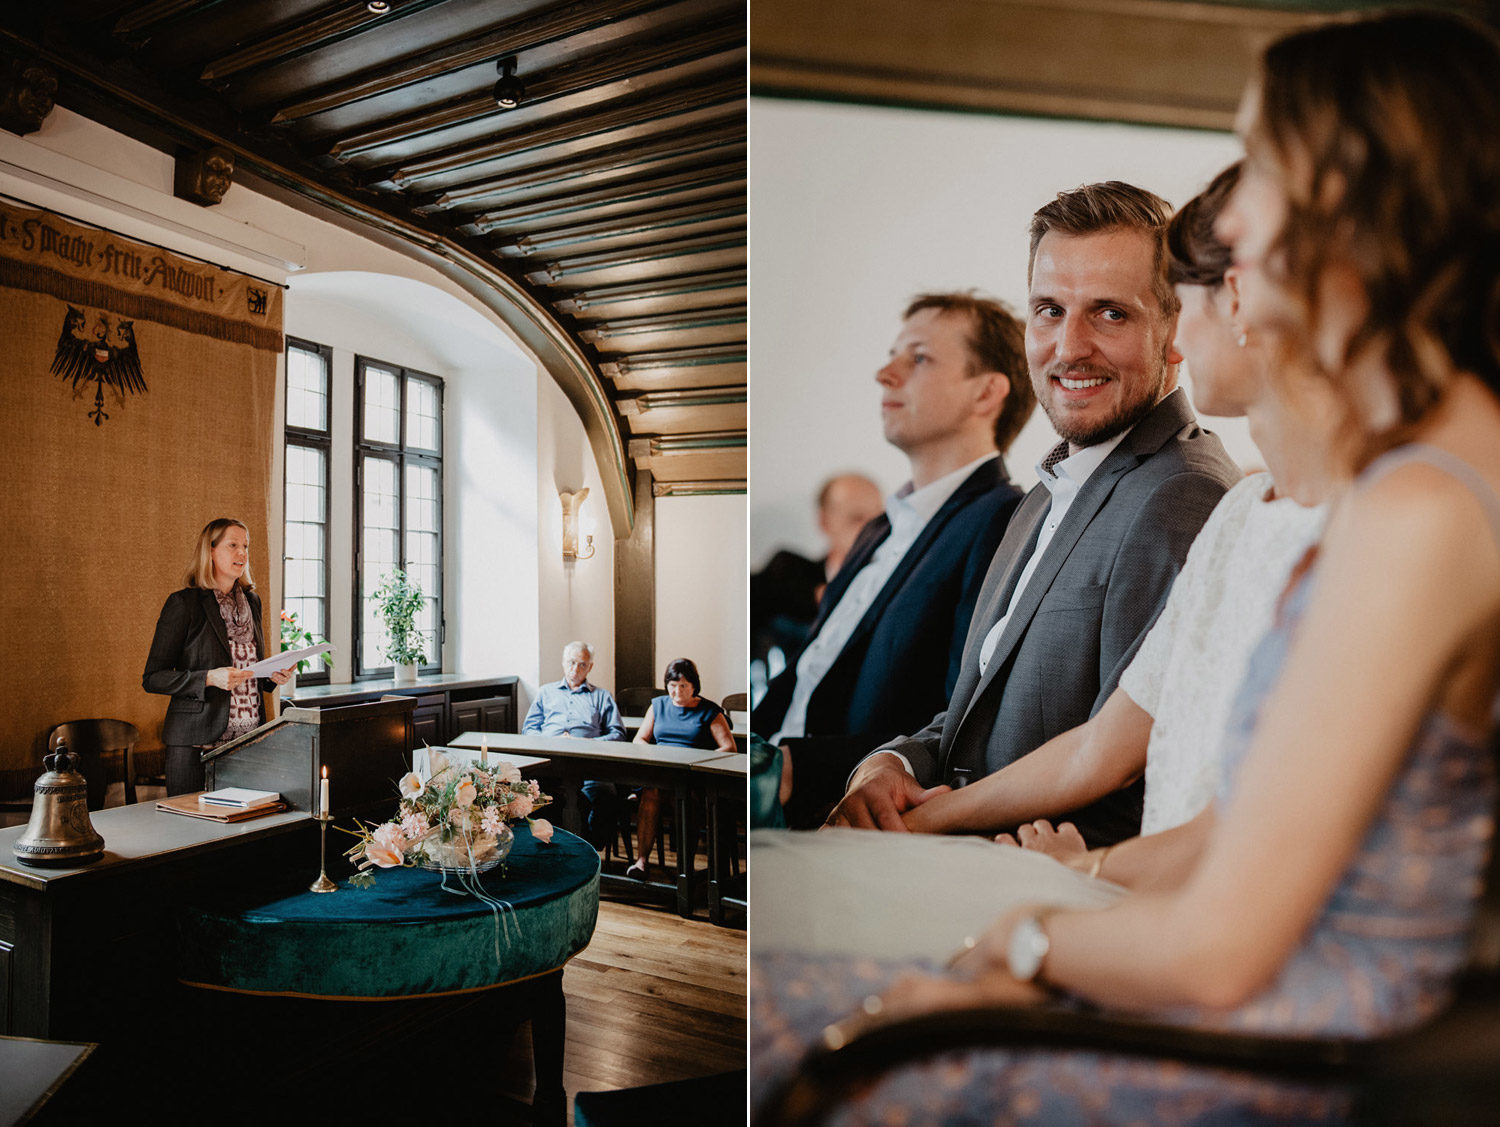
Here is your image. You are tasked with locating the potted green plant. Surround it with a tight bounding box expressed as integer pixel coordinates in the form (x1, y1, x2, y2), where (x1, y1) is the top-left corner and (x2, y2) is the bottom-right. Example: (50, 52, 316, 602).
(374, 569, 426, 684)
(278, 610, 332, 697)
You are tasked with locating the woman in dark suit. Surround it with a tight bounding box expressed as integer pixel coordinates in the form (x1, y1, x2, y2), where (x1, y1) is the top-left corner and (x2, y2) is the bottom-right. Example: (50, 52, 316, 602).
(143, 517, 291, 795)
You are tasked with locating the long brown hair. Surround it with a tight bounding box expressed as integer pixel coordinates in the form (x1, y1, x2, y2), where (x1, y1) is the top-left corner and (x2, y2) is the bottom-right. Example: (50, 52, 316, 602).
(1249, 12, 1500, 426)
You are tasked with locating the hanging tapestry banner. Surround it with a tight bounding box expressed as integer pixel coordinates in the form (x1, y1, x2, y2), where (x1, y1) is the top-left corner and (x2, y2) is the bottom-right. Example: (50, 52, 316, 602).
(0, 200, 283, 786)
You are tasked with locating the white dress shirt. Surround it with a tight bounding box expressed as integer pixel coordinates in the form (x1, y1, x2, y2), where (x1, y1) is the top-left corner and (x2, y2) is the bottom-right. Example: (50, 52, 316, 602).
(862, 432, 1128, 782)
(774, 453, 998, 742)
(977, 432, 1127, 675)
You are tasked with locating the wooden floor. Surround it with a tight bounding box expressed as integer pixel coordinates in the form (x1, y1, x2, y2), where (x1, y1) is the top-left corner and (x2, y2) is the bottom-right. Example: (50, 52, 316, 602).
(499, 892, 747, 1123)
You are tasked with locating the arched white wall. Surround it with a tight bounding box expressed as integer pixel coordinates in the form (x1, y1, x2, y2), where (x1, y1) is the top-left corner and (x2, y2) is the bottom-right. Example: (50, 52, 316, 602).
(284, 272, 540, 690)
(750, 98, 1252, 565)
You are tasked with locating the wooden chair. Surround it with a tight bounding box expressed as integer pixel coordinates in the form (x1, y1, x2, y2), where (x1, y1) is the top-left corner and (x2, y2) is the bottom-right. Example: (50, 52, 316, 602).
(47, 719, 141, 810)
(616, 686, 658, 715)
(722, 692, 748, 713)
(760, 745, 1500, 1126)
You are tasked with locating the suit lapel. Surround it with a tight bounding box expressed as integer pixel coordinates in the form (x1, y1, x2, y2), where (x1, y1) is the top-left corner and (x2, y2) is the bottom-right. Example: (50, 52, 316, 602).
(953, 390, 1198, 733)
(958, 457, 1132, 727)
(805, 515, 890, 638)
(200, 587, 232, 660)
(933, 486, 1047, 736)
(837, 461, 1004, 653)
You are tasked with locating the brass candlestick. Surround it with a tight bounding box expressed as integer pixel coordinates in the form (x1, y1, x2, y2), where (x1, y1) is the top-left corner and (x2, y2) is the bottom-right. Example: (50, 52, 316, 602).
(309, 812, 337, 893)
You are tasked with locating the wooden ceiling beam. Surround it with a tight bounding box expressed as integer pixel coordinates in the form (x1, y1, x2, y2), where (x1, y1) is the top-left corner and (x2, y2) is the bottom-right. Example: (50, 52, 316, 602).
(553, 271, 746, 318)
(112, 0, 229, 39)
(323, 35, 743, 162)
(267, 0, 717, 123)
(600, 345, 746, 391)
(580, 307, 746, 346)
(524, 233, 744, 286)
(412, 131, 743, 214)
(199, 1, 449, 85)
(617, 386, 747, 414)
(496, 200, 745, 258)
(380, 77, 743, 186)
(652, 479, 745, 496)
(630, 430, 746, 454)
(447, 165, 743, 230)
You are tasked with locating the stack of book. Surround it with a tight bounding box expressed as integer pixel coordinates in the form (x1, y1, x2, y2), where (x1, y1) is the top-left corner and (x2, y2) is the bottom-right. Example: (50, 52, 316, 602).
(157, 787, 287, 822)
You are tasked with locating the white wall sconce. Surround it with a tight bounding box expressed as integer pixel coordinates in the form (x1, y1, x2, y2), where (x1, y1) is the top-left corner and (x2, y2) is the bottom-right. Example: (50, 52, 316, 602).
(560, 487, 595, 561)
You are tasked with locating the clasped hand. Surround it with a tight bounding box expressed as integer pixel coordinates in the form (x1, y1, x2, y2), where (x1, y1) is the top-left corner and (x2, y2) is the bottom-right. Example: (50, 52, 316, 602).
(822, 759, 950, 831)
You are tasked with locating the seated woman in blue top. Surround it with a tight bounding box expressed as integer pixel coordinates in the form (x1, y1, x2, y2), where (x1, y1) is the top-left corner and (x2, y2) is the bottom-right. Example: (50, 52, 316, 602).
(629, 657, 735, 879)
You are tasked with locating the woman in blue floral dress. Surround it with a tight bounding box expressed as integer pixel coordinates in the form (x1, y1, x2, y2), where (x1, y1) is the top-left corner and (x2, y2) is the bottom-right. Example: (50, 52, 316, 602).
(752, 13, 1500, 1124)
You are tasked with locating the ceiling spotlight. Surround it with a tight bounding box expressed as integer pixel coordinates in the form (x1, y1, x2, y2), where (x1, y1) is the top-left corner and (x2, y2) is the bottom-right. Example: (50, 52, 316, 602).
(366, 1, 391, 12)
(493, 56, 524, 110)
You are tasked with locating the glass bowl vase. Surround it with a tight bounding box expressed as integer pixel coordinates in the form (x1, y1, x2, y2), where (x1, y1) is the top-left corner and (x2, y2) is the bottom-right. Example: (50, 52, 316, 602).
(417, 823, 514, 874)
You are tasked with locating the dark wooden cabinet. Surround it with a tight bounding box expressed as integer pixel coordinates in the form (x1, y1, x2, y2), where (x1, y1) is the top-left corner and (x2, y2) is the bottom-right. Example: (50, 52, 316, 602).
(449, 694, 515, 737)
(284, 675, 519, 747)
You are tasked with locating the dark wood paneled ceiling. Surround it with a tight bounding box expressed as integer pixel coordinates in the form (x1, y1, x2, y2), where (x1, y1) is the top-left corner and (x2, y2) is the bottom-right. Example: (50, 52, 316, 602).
(752, 0, 1487, 130)
(0, 0, 747, 531)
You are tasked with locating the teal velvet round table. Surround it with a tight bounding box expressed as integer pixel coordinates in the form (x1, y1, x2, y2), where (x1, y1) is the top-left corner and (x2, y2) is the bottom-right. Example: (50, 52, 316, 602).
(177, 824, 599, 998)
(175, 824, 599, 1125)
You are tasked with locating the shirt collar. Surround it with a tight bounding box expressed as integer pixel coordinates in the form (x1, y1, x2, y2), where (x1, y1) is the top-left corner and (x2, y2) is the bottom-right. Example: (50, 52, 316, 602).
(1035, 430, 1128, 498)
(558, 679, 594, 694)
(890, 452, 999, 533)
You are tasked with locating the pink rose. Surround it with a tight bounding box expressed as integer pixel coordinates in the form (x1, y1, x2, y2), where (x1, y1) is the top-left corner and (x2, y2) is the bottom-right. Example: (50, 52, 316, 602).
(530, 818, 554, 844)
(372, 822, 407, 853)
(493, 760, 522, 784)
(365, 843, 402, 868)
(503, 794, 534, 819)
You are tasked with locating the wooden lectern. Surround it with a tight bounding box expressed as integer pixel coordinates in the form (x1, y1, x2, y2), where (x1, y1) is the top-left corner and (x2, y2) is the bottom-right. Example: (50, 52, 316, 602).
(202, 697, 413, 817)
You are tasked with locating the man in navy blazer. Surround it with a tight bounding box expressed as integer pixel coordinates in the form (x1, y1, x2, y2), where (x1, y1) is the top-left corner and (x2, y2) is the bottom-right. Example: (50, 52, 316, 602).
(753, 292, 1034, 826)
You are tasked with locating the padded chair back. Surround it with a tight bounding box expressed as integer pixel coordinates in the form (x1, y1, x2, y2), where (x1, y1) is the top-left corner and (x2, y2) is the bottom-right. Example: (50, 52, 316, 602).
(722, 692, 748, 713)
(616, 687, 658, 715)
(48, 718, 141, 810)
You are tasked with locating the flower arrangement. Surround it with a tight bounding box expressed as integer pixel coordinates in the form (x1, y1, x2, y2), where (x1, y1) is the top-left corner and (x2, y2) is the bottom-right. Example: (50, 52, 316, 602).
(279, 610, 333, 672)
(345, 747, 553, 888)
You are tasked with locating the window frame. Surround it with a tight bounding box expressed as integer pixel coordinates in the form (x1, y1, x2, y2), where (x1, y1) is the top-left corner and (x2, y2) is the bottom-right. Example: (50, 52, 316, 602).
(353, 356, 445, 680)
(282, 336, 333, 687)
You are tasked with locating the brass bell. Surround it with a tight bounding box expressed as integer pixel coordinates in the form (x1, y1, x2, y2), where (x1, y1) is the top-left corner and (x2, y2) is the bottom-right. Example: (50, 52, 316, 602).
(13, 742, 105, 866)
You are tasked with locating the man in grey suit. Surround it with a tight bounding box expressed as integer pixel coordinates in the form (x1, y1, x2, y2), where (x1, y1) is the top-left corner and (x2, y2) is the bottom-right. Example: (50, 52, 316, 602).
(829, 181, 1242, 845)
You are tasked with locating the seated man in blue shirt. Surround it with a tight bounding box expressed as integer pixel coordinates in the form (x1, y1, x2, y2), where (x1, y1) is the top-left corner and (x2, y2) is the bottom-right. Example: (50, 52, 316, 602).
(523, 640, 627, 849)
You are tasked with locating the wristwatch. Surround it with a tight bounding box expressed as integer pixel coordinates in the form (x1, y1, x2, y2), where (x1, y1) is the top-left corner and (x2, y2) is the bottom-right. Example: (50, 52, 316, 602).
(1006, 910, 1055, 983)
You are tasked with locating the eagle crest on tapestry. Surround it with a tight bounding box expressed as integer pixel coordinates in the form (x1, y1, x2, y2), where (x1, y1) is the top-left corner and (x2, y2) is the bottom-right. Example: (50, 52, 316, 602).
(50, 303, 147, 426)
